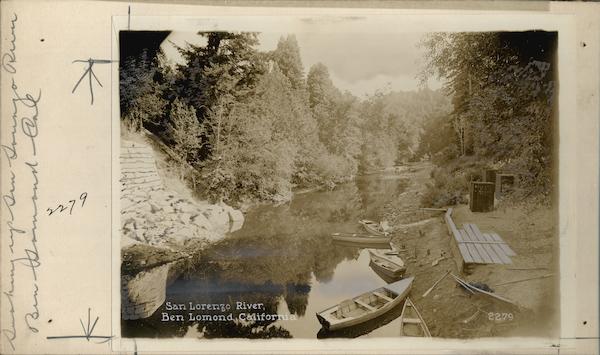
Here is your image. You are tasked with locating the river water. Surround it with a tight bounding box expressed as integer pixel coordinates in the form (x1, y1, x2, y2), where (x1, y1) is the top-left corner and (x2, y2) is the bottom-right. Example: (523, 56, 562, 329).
(122, 172, 412, 339)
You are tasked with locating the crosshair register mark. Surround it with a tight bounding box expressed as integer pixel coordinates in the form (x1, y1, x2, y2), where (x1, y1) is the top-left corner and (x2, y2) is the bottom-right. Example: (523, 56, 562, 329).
(72, 58, 115, 105)
(46, 308, 112, 343)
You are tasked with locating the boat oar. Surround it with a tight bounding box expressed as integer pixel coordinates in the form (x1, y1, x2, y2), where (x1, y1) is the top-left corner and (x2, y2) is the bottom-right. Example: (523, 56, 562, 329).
(451, 273, 522, 308)
(422, 270, 450, 298)
(493, 273, 554, 287)
(450, 273, 475, 294)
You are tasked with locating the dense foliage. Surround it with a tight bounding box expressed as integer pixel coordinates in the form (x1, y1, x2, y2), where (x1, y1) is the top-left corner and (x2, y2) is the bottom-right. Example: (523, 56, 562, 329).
(120, 32, 450, 204)
(418, 31, 556, 206)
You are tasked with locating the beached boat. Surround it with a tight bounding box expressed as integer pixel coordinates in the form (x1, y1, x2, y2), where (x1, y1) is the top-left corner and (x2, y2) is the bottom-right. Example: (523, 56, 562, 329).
(332, 239, 392, 250)
(368, 249, 406, 280)
(331, 232, 391, 245)
(359, 219, 390, 236)
(399, 297, 431, 337)
(316, 277, 414, 331)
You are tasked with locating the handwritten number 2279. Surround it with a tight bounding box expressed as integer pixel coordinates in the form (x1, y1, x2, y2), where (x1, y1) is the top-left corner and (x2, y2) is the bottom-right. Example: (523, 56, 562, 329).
(47, 192, 87, 216)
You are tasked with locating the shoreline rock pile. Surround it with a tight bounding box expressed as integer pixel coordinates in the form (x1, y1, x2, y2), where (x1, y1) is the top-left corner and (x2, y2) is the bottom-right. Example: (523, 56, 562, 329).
(120, 140, 244, 249)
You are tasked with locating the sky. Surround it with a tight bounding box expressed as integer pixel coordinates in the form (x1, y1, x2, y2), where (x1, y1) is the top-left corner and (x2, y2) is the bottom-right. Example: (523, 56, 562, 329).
(161, 31, 442, 98)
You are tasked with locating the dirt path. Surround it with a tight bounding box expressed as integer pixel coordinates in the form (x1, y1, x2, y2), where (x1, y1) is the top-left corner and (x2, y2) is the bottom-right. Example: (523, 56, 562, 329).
(379, 162, 559, 338)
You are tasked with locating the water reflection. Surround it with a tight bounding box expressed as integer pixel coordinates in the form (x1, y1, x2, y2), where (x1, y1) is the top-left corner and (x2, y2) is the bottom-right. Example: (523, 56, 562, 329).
(122, 174, 409, 339)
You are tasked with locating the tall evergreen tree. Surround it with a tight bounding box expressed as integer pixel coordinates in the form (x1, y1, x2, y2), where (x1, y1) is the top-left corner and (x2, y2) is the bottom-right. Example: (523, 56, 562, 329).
(271, 35, 306, 91)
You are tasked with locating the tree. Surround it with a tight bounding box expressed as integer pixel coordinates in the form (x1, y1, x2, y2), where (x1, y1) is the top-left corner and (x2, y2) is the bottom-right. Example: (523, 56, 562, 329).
(271, 35, 306, 91)
(166, 98, 202, 168)
(120, 49, 168, 132)
(418, 109, 456, 162)
(306, 63, 364, 181)
(174, 32, 267, 160)
(359, 93, 398, 169)
(419, 31, 556, 195)
(200, 66, 299, 202)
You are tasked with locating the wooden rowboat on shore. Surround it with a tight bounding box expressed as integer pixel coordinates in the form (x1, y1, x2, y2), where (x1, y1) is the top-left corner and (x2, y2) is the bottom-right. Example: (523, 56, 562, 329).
(399, 297, 431, 337)
(316, 277, 414, 331)
(331, 232, 391, 245)
(359, 219, 390, 236)
(368, 249, 406, 280)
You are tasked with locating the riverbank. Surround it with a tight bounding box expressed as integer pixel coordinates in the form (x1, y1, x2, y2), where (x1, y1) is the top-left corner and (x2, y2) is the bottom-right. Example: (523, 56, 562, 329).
(120, 133, 245, 319)
(381, 161, 558, 338)
(120, 135, 244, 253)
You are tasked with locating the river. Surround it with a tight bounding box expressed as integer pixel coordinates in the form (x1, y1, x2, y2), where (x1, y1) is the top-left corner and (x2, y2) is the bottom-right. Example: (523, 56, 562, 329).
(122, 170, 413, 339)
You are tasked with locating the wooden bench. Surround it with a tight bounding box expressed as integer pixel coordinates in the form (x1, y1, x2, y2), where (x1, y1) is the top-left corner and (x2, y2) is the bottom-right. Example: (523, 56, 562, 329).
(373, 291, 394, 302)
(355, 299, 376, 311)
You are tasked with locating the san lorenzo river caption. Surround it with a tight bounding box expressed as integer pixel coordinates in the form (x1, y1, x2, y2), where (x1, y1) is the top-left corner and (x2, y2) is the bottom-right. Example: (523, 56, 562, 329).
(160, 301, 294, 323)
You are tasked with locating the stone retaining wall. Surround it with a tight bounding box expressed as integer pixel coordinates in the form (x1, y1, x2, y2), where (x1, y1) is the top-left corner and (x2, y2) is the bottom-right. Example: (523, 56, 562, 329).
(120, 143, 162, 193)
(120, 139, 244, 320)
(121, 263, 171, 320)
(120, 140, 244, 247)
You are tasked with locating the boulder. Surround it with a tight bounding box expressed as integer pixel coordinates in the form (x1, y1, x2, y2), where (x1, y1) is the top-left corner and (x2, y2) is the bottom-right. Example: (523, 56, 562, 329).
(202, 205, 230, 233)
(174, 201, 197, 214)
(122, 235, 141, 248)
(179, 213, 192, 224)
(228, 209, 245, 233)
(218, 202, 245, 232)
(190, 213, 212, 230)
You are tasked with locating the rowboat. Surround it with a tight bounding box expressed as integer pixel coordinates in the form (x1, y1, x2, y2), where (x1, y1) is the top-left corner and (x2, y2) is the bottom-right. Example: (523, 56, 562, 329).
(316, 277, 414, 331)
(359, 219, 390, 236)
(368, 249, 406, 280)
(333, 240, 392, 250)
(331, 232, 391, 245)
(399, 297, 431, 337)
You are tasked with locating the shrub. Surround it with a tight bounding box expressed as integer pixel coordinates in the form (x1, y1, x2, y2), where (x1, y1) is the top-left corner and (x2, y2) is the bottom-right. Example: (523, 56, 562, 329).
(421, 167, 470, 208)
(431, 144, 459, 166)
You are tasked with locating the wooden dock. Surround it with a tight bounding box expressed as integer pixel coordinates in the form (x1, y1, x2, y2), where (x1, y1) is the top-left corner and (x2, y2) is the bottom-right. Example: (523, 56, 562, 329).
(445, 208, 515, 272)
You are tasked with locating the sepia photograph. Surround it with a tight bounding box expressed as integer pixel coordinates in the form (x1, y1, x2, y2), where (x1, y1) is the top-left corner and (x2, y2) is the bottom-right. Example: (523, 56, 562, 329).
(2, 1, 598, 354)
(118, 21, 558, 341)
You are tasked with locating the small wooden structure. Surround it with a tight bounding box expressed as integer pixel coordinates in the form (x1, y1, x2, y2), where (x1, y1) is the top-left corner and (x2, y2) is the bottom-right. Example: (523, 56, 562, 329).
(484, 169, 498, 183)
(484, 168, 518, 197)
(495, 173, 517, 196)
(445, 208, 515, 273)
(469, 182, 495, 212)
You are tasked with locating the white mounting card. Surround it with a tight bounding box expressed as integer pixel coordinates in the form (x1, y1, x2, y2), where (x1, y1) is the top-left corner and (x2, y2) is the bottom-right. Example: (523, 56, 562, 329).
(0, 1, 598, 354)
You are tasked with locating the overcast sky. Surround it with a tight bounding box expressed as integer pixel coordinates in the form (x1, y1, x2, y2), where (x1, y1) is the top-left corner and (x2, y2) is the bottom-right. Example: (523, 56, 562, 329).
(161, 31, 442, 98)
